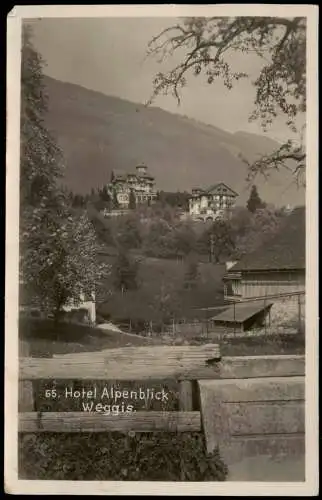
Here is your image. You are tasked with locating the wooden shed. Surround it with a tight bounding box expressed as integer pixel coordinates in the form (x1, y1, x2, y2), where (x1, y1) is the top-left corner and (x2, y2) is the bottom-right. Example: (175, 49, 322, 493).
(210, 301, 274, 332)
(223, 206, 305, 300)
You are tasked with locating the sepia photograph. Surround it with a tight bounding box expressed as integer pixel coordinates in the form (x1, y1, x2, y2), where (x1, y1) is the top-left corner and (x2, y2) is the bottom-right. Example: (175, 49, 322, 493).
(5, 4, 318, 496)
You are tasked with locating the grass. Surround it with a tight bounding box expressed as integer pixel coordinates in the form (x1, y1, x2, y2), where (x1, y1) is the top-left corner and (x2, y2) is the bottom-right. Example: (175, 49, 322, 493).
(20, 316, 305, 359)
(97, 256, 226, 326)
(218, 333, 305, 356)
(19, 317, 154, 358)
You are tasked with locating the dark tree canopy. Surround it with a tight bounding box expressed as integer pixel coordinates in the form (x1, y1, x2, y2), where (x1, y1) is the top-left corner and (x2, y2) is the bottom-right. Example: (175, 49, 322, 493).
(158, 190, 190, 210)
(112, 189, 119, 209)
(129, 189, 136, 210)
(20, 25, 109, 318)
(20, 24, 65, 209)
(113, 251, 139, 292)
(246, 185, 265, 213)
(100, 185, 111, 203)
(198, 219, 236, 263)
(147, 17, 306, 185)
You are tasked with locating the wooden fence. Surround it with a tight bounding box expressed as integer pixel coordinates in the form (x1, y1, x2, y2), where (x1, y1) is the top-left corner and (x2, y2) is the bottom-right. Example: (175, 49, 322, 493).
(19, 344, 221, 433)
(19, 345, 306, 480)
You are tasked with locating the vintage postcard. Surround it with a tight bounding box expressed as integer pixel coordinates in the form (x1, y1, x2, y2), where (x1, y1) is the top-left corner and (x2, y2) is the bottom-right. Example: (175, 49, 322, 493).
(5, 4, 319, 496)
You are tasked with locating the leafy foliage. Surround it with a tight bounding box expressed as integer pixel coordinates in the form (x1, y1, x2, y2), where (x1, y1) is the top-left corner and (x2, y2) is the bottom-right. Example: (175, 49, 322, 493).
(147, 17, 306, 183)
(112, 189, 119, 209)
(20, 25, 64, 209)
(158, 190, 191, 210)
(231, 206, 284, 258)
(171, 222, 197, 258)
(71, 193, 87, 208)
(22, 209, 110, 318)
(114, 215, 142, 250)
(142, 219, 175, 258)
(198, 219, 236, 263)
(99, 185, 111, 203)
(19, 432, 228, 481)
(183, 252, 200, 290)
(20, 25, 109, 318)
(128, 189, 136, 210)
(112, 250, 139, 291)
(87, 206, 114, 245)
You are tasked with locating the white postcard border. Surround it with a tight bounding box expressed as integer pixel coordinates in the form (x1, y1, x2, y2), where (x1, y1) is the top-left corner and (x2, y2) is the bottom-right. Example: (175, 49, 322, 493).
(5, 4, 319, 496)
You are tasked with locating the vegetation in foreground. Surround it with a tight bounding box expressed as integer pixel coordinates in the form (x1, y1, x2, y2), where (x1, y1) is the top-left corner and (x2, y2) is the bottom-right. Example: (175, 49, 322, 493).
(19, 319, 304, 482)
(19, 318, 154, 358)
(20, 317, 305, 359)
(19, 432, 228, 481)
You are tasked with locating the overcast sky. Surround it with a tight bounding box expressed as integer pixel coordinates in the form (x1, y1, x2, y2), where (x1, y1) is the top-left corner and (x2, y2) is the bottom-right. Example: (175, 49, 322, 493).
(27, 17, 303, 142)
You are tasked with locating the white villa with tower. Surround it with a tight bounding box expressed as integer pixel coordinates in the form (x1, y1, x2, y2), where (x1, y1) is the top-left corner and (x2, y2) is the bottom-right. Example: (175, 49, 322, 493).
(188, 182, 238, 221)
(107, 164, 158, 209)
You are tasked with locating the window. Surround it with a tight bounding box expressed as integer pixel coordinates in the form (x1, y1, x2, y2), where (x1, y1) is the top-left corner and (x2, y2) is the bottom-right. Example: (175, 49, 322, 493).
(232, 280, 241, 295)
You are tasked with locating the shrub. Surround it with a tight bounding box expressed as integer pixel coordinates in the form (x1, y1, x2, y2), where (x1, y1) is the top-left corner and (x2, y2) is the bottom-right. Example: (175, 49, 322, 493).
(18, 432, 228, 481)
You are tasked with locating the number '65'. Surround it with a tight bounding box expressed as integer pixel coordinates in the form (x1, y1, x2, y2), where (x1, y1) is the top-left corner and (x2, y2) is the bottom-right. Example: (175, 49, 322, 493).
(45, 389, 57, 398)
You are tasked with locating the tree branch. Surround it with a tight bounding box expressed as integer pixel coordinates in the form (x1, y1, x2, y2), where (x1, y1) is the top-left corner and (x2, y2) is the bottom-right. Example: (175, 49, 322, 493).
(147, 16, 306, 182)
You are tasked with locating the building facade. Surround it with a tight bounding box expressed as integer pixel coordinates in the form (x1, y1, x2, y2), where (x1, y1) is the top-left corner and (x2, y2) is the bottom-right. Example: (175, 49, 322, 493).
(62, 292, 96, 325)
(221, 207, 306, 333)
(223, 206, 305, 301)
(223, 269, 305, 301)
(188, 183, 238, 221)
(107, 164, 158, 209)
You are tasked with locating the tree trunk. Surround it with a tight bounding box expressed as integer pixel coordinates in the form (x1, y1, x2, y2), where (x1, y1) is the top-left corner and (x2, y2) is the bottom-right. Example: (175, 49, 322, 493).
(53, 296, 65, 331)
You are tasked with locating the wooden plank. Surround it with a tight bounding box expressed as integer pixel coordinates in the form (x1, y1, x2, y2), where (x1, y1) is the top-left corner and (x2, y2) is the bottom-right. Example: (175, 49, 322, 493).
(53, 344, 220, 361)
(220, 355, 305, 379)
(19, 340, 30, 358)
(226, 401, 305, 435)
(19, 360, 210, 380)
(199, 377, 305, 402)
(198, 375, 305, 465)
(18, 411, 201, 433)
(179, 380, 193, 411)
(180, 355, 305, 380)
(199, 379, 231, 455)
(20, 344, 220, 381)
(19, 381, 34, 412)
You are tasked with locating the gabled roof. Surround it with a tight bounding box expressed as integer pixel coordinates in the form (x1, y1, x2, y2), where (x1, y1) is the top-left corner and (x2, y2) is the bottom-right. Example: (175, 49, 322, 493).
(231, 206, 305, 272)
(189, 183, 238, 199)
(206, 183, 239, 197)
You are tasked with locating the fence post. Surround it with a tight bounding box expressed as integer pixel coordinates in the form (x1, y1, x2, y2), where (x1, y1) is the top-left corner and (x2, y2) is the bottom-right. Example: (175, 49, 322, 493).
(298, 294, 302, 333)
(19, 341, 34, 412)
(19, 381, 34, 412)
(179, 380, 193, 411)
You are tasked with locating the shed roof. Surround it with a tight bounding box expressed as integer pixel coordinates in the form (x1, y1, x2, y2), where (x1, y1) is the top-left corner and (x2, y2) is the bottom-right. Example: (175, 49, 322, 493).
(231, 206, 305, 272)
(211, 301, 274, 324)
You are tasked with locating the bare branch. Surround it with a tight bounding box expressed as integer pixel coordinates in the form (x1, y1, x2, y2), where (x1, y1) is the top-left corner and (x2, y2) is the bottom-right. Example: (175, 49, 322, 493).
(147, 16, 306, 182)
(240, 141, 306, 187)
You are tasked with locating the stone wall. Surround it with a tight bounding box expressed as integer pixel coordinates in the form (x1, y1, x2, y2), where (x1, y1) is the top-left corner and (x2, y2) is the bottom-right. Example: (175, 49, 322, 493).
(269, 294, 305, 333)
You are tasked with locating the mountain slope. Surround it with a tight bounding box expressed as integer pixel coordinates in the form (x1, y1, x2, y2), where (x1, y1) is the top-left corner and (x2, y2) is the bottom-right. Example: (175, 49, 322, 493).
(43, 76, 305, 206)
